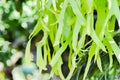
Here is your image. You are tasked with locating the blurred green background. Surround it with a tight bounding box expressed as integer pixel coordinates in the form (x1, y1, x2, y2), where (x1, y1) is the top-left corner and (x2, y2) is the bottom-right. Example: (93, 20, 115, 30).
(0, 0, 43, 80)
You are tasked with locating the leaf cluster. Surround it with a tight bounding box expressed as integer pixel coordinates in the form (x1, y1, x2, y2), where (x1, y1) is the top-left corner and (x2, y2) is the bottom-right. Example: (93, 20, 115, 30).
(25, 0, 120, 80)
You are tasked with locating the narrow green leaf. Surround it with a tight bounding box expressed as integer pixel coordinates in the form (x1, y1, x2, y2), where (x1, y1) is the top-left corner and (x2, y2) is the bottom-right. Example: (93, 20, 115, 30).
(105, 31, 120, 64)
(50, 57, 64, 79)
(106, 0, 120, 28)
(93, 46, 103, 72)
(36, 45, 47, 73)
(50, 41, 68, 67)
(103, 38, 113, 68)
(66, 54, 76, 80)
(77, 26, 86, 52)
(44, 44, 47, 64)
(52, 0, 57, 11)
(36, 32, 48, 73)
(107, 16, 116, 36)
(46, 42, 51, 62)
(41, 18, 50, 32)
(29, 19, 42, 39)
(41, 0, 45, 10)
(86, 0, 93, 12)
(68, 44, 73, 69)
(110, 0, 120, 22)
(89, 15, 106, 52)
(38, 32, 48, 46)
(25, 39, 32, 64)
(53, 0, 69, 46)
(72, 19, 81, 52)
(94, 47, 99, 62)
(57, 57, 65, 80)
(47, 10, 57, 45)
(96, 54, 103, 72)
(83, 42, 97, 80)
(70, 0, 85, 25)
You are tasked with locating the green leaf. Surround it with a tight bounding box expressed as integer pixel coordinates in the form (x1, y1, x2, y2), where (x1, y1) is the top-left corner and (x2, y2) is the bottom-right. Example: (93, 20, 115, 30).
(72, 19, 81, 52)
(25, 39, 32, 64)
(77, 26, 86, 52)
(70, 0, 85, 25)
(36, 45, 47, 73)
(89, 15, 106, 52)
(103, 38, 113, 68)
(41, 18, 50, 32)
(83, 42, 97, 80)
(29, 19, 42, 38)
(66, 54, 77, 80)
(110, 0, 120, 21)
(52, 0, 57, 11)
(105, 31, 120, 64)
(53, 0, 69, 46)
(46, 42, 51, 62)
(96, 54, 103, 72)
(50, 41, 68, 67)
(50, 57, 65, 80)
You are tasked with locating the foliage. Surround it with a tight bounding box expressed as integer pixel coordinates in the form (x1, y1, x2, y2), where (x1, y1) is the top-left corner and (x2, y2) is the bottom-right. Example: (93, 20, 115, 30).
(26, 1, 120, 80)
(25, 0, 120, 80)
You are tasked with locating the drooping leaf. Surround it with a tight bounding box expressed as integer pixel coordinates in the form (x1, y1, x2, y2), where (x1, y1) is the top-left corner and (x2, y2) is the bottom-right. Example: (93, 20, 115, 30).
(53, 0, 69, 46)
(105, 31, 120, 64)
(72, 19, 81, 52)
(50, 41, 68, 66)
(29, 19, 42, 38)
(96, 54, 103, 72)
(25, 39, 32, 64)
(83, 42, 97, 80)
